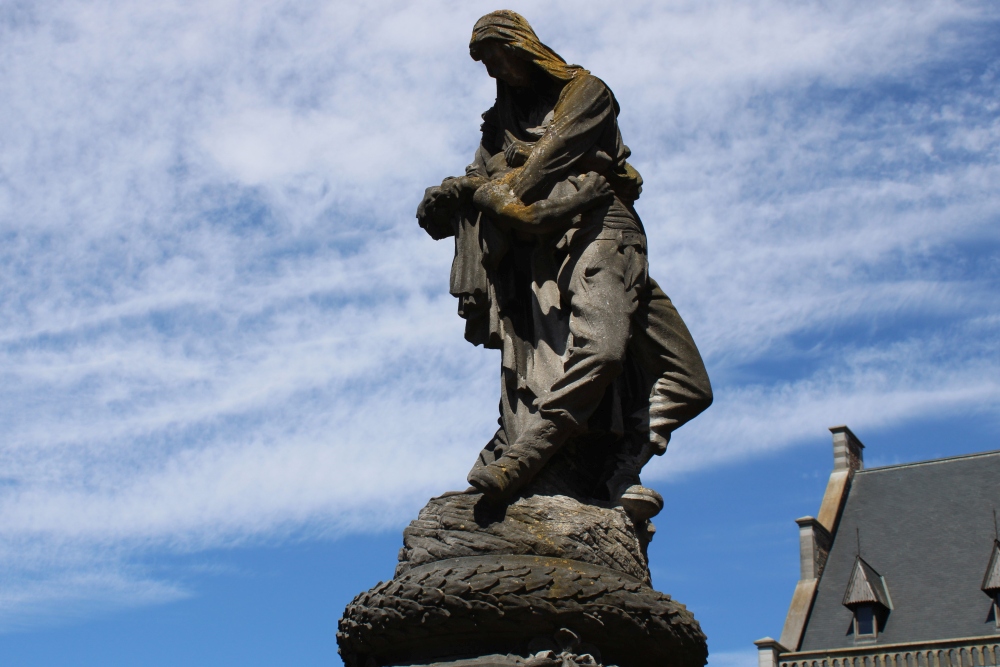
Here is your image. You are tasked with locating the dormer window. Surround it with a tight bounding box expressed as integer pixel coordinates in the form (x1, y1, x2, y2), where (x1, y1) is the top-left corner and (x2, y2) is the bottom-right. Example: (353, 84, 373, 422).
(982, 539, 1000, 630)
(843, 556, 892, 642)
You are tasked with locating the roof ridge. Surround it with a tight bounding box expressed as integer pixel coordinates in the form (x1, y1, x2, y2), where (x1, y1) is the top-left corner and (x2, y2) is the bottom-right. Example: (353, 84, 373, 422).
(858, 448, 1000, 474)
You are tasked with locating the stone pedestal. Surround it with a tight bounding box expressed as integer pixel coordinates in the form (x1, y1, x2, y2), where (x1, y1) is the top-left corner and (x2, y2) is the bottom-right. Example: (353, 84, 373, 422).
(337, 491, 707, 667)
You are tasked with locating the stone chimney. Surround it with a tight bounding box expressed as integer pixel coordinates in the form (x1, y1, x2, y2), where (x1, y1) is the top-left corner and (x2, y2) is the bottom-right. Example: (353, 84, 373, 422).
(830, 425, 864, 473)
(795, 516, 832, 581)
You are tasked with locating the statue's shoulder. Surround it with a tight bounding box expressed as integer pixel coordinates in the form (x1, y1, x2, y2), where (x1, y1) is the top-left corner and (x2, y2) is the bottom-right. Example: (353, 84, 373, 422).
(560, 73, 622, 116)
(565, 70, 610, 90)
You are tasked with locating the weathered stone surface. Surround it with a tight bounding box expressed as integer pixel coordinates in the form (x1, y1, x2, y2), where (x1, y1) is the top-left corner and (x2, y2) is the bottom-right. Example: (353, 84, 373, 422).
(338, 555, 706, 667)
(396, 491, 651, 583)
(338, 490, 704, 667)
(338, 11, 713, 667)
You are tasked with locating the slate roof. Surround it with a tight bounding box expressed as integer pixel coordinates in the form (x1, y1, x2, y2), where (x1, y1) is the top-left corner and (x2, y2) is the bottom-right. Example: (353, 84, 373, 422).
(799, 449, 1000, 649)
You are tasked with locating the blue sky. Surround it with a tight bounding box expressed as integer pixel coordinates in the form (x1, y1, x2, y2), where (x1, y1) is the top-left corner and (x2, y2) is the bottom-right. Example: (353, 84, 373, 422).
(1, 1, 998, 665)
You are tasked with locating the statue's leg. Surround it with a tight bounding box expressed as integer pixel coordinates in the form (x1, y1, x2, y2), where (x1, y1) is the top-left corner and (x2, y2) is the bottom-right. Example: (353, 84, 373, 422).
(638, 279, 713, 447)
(605, 278, 713, 517)
(468, 236, 641, 500)
(538, 238, 640, 428)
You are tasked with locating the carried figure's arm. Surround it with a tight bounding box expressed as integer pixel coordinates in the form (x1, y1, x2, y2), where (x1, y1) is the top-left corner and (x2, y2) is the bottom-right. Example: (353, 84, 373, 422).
(473, 171, 613, 235)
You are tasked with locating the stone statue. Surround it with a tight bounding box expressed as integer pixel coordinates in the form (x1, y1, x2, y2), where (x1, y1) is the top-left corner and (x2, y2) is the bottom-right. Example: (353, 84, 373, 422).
(416, 10, 712, 520)
(338, 13, 713, 667)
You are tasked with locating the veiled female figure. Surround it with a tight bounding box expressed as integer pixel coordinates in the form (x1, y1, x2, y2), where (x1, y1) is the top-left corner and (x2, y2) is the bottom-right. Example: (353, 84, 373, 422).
(417, 11, 711, 519)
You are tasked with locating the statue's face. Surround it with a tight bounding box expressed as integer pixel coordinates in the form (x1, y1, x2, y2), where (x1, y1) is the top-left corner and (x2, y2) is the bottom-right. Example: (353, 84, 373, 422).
(476, 40, 534, 88)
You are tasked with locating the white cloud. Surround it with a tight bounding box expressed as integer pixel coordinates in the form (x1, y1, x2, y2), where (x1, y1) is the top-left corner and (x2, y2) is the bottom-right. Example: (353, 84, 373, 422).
(656, 326, 1000, 478)
(0, 0, 997, 625)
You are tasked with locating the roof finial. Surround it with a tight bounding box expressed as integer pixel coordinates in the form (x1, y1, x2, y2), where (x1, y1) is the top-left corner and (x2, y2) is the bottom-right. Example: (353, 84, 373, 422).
(993, 508, 998, 541)
(856, 527, 861, 557)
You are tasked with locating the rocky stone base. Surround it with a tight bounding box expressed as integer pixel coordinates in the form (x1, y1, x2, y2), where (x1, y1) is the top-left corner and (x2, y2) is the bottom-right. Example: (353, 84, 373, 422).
(337, 491, 707, 667)
(395, 491, 652, 583)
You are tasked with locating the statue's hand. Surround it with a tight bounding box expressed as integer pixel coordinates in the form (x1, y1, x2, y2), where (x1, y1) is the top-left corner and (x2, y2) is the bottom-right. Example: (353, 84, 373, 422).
(416, 185, 444, 221)
(504, 139, 532, 168)
(417, 176, 476, 220)
(416, 183, 459, 240)
(417, 179, 460, 220)
(418, 177, 484, 239)
(568, 172, 614, 206)
(440, 176, 470, 200)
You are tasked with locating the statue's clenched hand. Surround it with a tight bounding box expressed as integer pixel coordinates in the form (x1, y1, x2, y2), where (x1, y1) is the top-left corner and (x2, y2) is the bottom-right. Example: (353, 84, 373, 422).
(568, 172, 614, 206)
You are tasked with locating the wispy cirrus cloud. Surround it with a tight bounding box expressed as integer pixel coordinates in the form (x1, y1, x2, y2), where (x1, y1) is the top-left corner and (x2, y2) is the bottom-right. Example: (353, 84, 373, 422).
(0, 0, 997, 626)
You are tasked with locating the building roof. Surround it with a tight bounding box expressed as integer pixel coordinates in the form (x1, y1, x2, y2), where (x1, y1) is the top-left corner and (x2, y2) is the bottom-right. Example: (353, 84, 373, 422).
(799, 449, 1000, 649)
